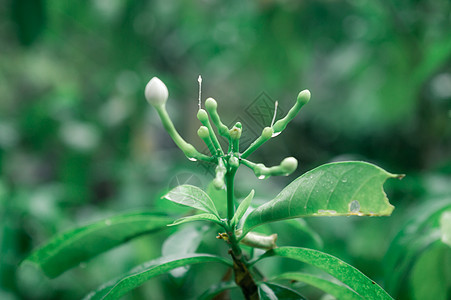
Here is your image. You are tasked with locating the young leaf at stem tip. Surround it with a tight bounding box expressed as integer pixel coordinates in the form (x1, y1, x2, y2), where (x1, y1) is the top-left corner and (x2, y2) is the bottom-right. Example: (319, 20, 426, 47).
(163, 184, 220, 218)
(231, 189, 255, 227)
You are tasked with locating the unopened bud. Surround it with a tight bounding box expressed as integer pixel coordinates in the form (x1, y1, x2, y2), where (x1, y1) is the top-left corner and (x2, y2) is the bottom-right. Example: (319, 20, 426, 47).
(197, 109, 209, 122)
(229, 126, 242, 141)
(205, 97, 218, 110)
(197, 126, 210, 139)
(145, 77, 168, 107)
(280, 157, 298, 174)
(297, 89, 311, 106)
(229, 156, 239, 168)
(240, 232, 278, 250)
(261, 127, 274, 140)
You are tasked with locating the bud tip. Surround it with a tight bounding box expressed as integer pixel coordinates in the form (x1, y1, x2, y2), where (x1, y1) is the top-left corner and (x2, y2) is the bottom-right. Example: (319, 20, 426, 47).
(145, 77, 168, 107)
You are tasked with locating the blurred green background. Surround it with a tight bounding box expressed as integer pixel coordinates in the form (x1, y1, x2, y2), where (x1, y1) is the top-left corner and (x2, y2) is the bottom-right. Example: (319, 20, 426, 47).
(0, 0, 450, 299)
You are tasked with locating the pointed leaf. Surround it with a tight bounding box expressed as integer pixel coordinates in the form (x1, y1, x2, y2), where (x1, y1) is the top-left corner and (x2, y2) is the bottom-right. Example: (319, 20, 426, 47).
(232, 190, 255, 227)
(163, 184, 219, 217)
(440, 211, 451, 247)
(274, 272, 362, 300)
(162, 224, 209, 279)
(169, 213, 223, 227)
(409, 241, 450, 300)
(384, 198, 451, 296)
(242, 161, 400, 235)
(198, 281, 238, 300)
(253, 247, 393, 299)
(259, 282, 306, 299)
(84, 254, 232, 300)
(24, 212, 171, 278)
(258, 283, 278, 300)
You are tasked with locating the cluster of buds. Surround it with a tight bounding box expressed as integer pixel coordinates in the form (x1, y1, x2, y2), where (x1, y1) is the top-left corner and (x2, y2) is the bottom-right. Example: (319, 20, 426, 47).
(145, 76, 311, 186)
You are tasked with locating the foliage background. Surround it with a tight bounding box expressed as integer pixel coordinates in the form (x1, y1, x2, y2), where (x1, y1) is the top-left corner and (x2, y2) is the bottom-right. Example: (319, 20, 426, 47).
(0, 0, 450, 299)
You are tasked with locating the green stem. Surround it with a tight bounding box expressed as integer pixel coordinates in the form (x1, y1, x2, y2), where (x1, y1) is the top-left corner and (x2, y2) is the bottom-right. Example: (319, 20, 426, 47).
(226, 168, 237, 221)
(155, 106, 212, 162)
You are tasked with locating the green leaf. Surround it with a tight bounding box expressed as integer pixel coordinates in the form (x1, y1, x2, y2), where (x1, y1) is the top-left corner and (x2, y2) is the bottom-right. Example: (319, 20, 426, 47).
(231, 189, 254, 227)
(198, 281, 238, 300)
(169, 213, 223, 227)
(282, 219, 324, 249)
(258, 282, 306, 299)
(242, 161, 400, 235)
(273, 272, 362, 300)
(84, 254, 232, 300)
(440, 211, 451, 247)
(24, 212, 171, 278)
(163, 184, 219, 217)
(162, 224, 209, 279)
(384, 198, 451, 296)
(253, 247, 393, 299)
(409, 241, 450, 300)
(258, 283, 278, 300)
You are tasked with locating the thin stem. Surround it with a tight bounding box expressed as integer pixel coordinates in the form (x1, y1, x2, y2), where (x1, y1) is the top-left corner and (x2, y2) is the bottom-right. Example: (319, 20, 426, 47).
(155, 106, 212, 162)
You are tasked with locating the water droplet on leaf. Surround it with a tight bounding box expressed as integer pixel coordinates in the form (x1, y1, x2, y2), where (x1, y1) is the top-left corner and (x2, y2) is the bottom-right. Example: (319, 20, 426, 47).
(349, 200, 360, 213)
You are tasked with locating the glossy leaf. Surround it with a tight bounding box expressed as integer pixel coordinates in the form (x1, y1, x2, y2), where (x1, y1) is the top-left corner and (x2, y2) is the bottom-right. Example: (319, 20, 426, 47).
(231, 189, 254, 227)
(274, 272, 362, 299)
(259, 282, 306, 300)
(409, 241, 450, 300)
(84, 254, 232, 300)
(253, 247, 393, 299)
(440, 211, 451, 247)
(163, 184, 219, 217)
(384, 198, 451, 295)
(198, 281, 238, 300)
(242, 161, 400, 235)
(259, 283, 277, 300)
(24, 212, 171, 278)
(169, 213, 223, 227)
(282, 219, 324, 249)
(162, 224, 209, 278)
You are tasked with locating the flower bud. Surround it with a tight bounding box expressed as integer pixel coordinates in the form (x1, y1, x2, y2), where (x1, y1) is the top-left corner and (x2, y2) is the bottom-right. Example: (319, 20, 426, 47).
(229, 156, 239, 168)
(240, 232, 278, 250)
(145, 77, 168, 107)
(229, 126, 242, 141)
(261, 127, 274, 140)
(297, 89, 311, 106)
(205, 97, 217, 110)
(197, 109, 209, 122)
(197, 126, 210, 139)
(280, 157, 298, 174)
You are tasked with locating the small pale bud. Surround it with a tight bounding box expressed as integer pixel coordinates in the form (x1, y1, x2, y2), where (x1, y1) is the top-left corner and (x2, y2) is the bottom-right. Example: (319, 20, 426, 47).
(240, 232, 278, 250)
(197, 109, 209, 122)
(145, 77, 168, 107)
(297, 89, 311, 106)
(197, 126, 210, 139)
(261, 127, 274, 140)
(229, 126, 242, 141)
(280, 157, 298, 174)
(205, 97, 218, 111)
(229, 156, 239, 168)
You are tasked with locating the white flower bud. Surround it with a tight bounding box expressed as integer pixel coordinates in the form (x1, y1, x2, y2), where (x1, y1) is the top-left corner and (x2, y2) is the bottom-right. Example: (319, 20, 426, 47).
(145, 77, 168, 107)
(280, 157, 298, 174)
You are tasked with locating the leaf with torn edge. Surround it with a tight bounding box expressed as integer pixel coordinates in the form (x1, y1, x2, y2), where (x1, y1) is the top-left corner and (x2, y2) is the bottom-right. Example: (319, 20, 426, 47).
(242, 161, 401, 236)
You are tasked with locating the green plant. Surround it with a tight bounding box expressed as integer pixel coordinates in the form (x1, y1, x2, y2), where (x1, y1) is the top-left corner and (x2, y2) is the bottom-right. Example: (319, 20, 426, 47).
(22, 76, 403, 299)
